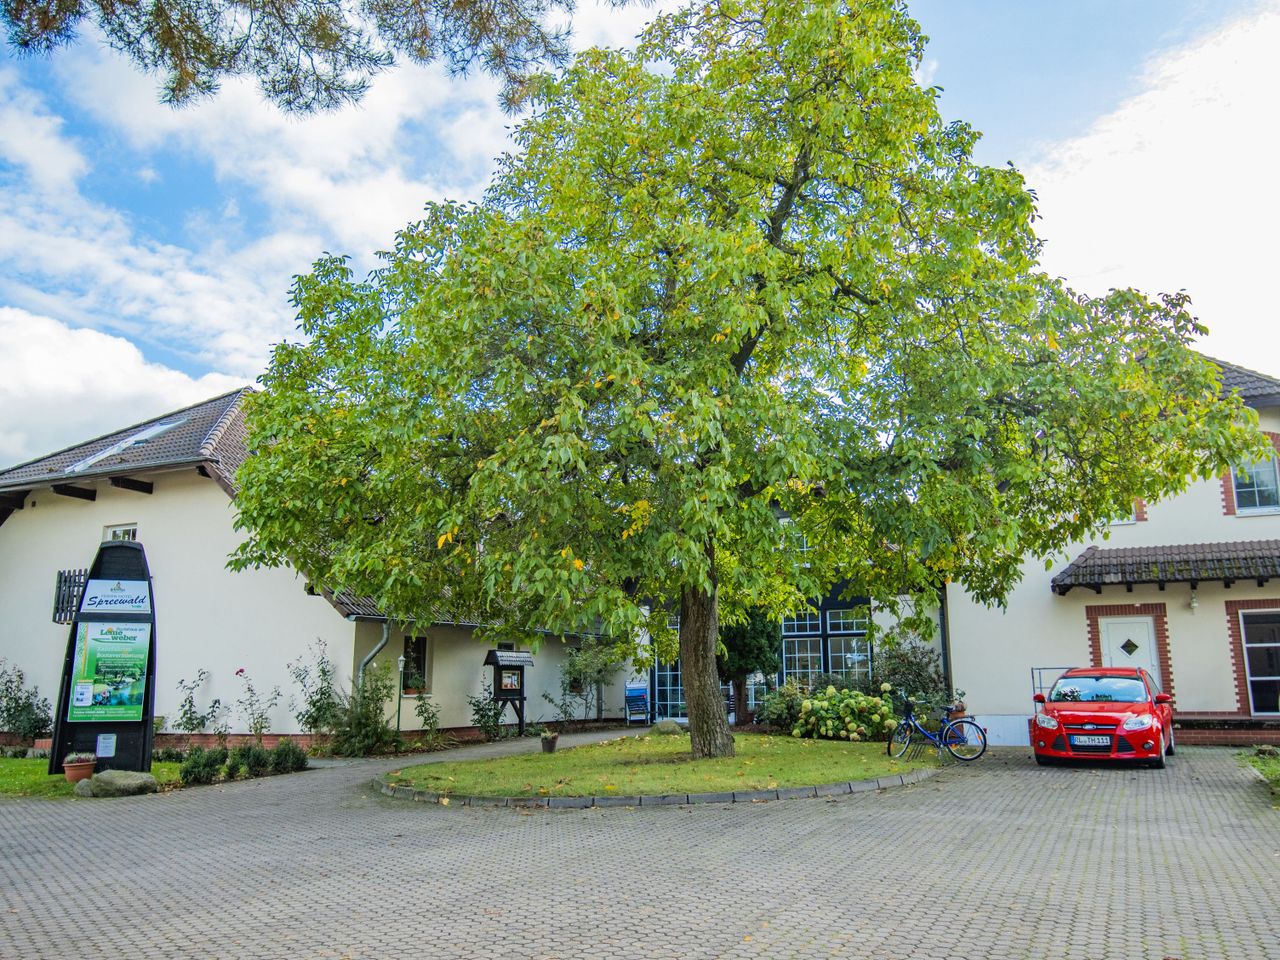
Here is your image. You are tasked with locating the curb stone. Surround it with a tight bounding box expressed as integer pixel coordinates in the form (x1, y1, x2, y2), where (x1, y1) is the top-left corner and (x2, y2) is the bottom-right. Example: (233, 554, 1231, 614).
(376, 765, 938, 810)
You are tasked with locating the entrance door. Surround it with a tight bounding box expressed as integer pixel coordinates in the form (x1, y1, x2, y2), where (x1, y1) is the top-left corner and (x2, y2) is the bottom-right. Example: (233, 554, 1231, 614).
(1099, 617, 1160, 685)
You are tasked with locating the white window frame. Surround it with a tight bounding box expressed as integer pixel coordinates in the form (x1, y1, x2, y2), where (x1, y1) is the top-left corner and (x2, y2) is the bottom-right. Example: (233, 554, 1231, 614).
(1233, 454, 1280, 514)
(827, 609, 869, 634)
(781, 635, 824, 685)
(103, 523, 138, 542)
(781, 610, 822, 635)
(1240, 609, 1280, 715)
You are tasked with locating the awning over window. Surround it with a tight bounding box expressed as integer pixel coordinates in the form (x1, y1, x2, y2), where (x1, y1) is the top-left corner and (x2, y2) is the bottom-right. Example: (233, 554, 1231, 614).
(1051, 541, 1280, 595)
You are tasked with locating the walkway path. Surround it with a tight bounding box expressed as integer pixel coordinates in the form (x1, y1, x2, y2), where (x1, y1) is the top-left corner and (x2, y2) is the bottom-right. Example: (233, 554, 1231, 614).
(1, 738, 1276, 959)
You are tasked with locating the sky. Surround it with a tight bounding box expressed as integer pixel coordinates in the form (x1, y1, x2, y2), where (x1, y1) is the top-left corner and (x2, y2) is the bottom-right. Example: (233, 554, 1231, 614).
(0, 0, 1276, 467)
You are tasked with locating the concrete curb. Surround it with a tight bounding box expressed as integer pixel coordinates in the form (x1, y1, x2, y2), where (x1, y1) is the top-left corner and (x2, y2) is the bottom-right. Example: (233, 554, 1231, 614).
(375, 765, 938, 809)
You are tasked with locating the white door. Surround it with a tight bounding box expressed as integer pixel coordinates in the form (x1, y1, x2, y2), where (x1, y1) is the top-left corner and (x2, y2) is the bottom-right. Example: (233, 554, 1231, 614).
(1100, 617, 1160, 685)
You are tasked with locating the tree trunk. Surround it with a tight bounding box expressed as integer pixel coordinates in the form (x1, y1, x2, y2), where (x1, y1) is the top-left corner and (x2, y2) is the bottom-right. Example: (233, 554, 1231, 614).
(732, 674, 750, 726)
(679, 579, 735, 759)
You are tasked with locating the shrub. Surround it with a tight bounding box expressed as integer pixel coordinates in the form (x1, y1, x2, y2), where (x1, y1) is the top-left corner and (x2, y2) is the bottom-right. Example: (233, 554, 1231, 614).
(154, 747, 186, 762)
(790, 684, 898, 742)
(174, 670, 224, 741)
(271, 739, 309, 774)
(223, 754, 242, 779)
(234, 668, 281, 742)
(246, 746, 272, 777)
(413, 695, 441, 735)
(179, 747, 222, 785)
(468, 684, 506, 742)
(754, 679, 805, 733)
(287, 640, 343, 735)
(871, 640, 947, 706)
(330, 664, 397, 756)
(0, 659, 53, 741)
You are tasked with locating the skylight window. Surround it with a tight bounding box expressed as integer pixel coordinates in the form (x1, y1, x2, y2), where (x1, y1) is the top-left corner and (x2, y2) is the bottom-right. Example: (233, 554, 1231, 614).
(66, 419, 187, 474)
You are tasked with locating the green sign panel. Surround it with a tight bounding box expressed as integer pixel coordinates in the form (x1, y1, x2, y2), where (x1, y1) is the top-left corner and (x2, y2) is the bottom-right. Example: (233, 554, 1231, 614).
(67, 622, 152, 722)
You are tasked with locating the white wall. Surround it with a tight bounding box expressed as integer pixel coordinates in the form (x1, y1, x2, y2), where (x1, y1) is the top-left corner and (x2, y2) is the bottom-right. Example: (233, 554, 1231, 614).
(0, 471, 356, 735)
(947, 405, 1280, 744)
(356, 623, 630, 732)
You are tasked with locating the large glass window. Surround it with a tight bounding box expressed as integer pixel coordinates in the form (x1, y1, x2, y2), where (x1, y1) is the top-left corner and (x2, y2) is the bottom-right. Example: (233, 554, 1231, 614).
(782, 635, 824, 687)
(1242, 612, 1280, 714)
(1234, 455, 1280, 511)
(654, 660, 685, 720)
(781, 610, 821, 635)
(828, 635, 872, 684)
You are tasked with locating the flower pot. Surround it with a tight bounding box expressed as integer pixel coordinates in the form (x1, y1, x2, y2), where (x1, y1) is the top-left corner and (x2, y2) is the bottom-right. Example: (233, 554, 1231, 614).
(63, 760, 96, 783)
(540, 735, 559, 754)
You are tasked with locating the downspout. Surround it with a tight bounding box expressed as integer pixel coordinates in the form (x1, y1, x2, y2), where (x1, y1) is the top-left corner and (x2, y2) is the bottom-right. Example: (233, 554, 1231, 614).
(936, 584, 954, 694)
(355, 619, 391, 687)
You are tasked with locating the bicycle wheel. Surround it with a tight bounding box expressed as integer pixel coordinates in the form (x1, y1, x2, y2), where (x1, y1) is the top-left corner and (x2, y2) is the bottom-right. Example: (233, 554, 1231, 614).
(942, 718, 986, 761)
(888, 721, 914, 758)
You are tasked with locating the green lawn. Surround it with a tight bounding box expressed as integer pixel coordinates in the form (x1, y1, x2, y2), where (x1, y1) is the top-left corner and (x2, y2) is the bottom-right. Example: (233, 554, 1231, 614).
(385, 733, 933, 798)
(1245, 750, 1280, 797)
(0, 758, 181, 798)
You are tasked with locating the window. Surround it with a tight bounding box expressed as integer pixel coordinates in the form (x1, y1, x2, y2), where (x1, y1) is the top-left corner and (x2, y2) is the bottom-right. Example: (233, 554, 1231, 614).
(826, 609, 871, 684)
(781, 610, 821, 635)
(402, 636, 429, 693)
(1233, 455, 1280, 512)
(782, 636, 824, 686)
(666, 614, 681, 631)
(827, 609, 869, 634)
(103, 524, 137, 542)
(1242, 612, 1280, 714)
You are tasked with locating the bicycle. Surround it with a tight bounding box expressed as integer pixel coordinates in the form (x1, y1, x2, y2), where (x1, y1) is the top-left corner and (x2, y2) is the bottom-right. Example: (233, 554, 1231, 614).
(887, 697, 987, 761)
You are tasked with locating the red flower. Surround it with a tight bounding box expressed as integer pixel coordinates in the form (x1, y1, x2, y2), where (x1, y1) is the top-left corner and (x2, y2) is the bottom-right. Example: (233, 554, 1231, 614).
(235, 668, 246, 676)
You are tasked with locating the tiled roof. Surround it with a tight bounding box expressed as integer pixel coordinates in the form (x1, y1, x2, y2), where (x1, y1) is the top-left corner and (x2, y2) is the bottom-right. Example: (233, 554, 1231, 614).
(1212, 359, 1280, 407)
(0, 389, 254, 493)
(1052, 541, 1280, 595)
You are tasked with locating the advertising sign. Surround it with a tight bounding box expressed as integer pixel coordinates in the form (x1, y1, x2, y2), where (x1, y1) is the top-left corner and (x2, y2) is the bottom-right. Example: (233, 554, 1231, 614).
(79, 579, 151, 613)
(67, 622, 152, 722)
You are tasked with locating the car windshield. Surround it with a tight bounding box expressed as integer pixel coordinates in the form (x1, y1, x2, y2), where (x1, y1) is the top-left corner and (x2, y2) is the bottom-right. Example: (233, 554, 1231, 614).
(1049, 676, 1147, 703)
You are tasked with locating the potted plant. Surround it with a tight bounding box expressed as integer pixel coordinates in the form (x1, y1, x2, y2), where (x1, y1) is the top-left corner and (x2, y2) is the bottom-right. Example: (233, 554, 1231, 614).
(62, 752, 97, 783)
(403, 671, 425, 697)
(540, 727, 560, 753)
(948, 689, 968, 722)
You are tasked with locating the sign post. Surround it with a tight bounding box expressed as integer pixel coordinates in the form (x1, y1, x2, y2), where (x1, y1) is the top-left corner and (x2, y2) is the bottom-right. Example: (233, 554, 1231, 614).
(49, 541, 157, 775)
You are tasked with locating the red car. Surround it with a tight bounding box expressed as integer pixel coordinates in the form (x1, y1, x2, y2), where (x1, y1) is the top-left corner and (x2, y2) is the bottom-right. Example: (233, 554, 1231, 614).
(1031, 667, 1174, 768)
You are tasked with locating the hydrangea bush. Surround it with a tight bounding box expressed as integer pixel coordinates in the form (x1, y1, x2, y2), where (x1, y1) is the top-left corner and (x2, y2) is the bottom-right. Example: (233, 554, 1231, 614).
(790, 685, 898, 742)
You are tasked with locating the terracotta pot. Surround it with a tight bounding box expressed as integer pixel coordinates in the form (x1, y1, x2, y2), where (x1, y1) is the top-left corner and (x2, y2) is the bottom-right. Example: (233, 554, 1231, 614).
(63, 760, 96, 783)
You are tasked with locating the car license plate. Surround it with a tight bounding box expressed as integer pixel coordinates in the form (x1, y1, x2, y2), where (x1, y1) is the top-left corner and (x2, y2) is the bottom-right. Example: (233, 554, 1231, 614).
(1070, 735, 1110, 746)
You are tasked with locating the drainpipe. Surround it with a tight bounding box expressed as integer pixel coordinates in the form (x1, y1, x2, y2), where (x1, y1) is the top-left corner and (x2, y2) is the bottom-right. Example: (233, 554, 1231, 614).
(355, 619, 391, 687)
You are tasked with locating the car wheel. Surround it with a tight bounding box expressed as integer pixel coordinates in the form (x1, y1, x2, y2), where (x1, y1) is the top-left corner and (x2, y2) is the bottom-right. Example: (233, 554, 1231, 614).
(1166, 726, 1176, 756)
(1150, 732, 1167, 769)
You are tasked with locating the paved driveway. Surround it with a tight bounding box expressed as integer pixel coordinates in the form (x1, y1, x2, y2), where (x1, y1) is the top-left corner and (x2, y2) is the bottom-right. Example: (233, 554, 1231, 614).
(1, 739, 1276, 960)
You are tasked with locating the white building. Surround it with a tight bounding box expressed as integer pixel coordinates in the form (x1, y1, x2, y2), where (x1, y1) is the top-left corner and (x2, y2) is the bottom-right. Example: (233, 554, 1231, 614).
(0, 390, 623, 740)
(945, 360, 1280, 746)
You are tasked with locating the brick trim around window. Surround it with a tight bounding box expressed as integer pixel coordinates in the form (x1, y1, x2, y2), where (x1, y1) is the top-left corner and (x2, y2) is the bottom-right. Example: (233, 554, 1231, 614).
(1134, 498, 1148, 522)
(1221, 431, 1280, 516)
(1223, 599, 1280, 715)
(1085, 603, 1175, 700)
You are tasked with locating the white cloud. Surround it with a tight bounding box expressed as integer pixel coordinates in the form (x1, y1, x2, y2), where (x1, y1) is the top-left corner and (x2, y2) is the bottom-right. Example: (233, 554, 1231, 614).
(1025, 2, 1280, 376)
(0, 308, 245, 466)
(0, 65, 87, 193)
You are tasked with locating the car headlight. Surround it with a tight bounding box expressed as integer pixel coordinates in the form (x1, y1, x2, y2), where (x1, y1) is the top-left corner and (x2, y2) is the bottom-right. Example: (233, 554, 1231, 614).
(1035, 713, 1059, 730)
(1122, 715, 1154, 731)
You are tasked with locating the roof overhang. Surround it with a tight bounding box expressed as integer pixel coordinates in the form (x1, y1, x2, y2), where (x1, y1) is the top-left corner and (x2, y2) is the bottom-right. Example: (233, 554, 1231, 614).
(1052, 541, 1280, 595)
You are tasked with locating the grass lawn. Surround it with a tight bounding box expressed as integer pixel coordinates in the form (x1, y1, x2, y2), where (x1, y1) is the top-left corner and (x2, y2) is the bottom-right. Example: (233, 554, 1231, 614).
(0, 758, 182, 798)
(385, 733, 934, 798)
(1245, 750, 1280, 797)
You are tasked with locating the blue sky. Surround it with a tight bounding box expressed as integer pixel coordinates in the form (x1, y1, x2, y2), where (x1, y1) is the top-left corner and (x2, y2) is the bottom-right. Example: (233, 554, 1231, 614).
(0, 0, 1275, 465)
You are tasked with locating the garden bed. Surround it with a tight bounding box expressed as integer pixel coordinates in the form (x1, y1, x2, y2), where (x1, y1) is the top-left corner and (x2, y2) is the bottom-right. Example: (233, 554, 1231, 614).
(384, 733, 933, 800)
(0, 758, 182, 799)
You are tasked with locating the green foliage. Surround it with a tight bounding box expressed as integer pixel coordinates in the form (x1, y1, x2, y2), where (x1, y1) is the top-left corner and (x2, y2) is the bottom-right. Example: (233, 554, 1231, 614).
(717, 612, 781, 718)
(791, 685, 898, 742)
(3, 0, 623, 112)
(173, 670, 224, 737)
(234, 668, 281, 742)
(271, 739, 310, 774)
(287, 640, 344, 735)
(154, 747, 187, 763)
(468, 684, 507, 742)
(330, 664, 397, 756)
(0, 659, 52, 740)
(232, 0, 1266, 751)
(754, 679, 805, 733)
(179, 747, 223, 786)
(245, 746, 272, 777)
(413, 694, 441, 735)
(871, 640, 948, 707)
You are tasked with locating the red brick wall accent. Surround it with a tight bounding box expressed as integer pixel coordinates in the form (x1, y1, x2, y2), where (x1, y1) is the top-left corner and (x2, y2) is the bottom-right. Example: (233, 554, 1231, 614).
(1223, 599, 1280, 715)
(1221, 431, 1280, 516)
(1174, 727, 1280, 745)
(154, 733, 317, 750)
(1085, 603, 1175, 700)
(1133, 499, 1148, 522)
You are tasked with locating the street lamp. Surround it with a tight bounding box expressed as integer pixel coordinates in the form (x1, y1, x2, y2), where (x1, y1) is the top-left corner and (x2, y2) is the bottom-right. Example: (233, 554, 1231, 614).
(396, 654, 406, 745)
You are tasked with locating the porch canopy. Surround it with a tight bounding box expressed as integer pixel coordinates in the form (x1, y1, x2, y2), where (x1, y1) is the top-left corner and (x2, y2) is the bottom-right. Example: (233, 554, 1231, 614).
(1052, 540, 1280, 595)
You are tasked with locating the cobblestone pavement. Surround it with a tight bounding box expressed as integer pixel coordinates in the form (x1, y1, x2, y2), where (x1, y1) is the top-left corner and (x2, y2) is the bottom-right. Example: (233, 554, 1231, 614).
(2, 739, 1277, 960)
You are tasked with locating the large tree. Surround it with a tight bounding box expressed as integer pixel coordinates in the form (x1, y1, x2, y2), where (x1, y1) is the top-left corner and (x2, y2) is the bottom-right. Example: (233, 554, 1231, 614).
(232, 0, 1263, 758)
(4, 0, 634, 111)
